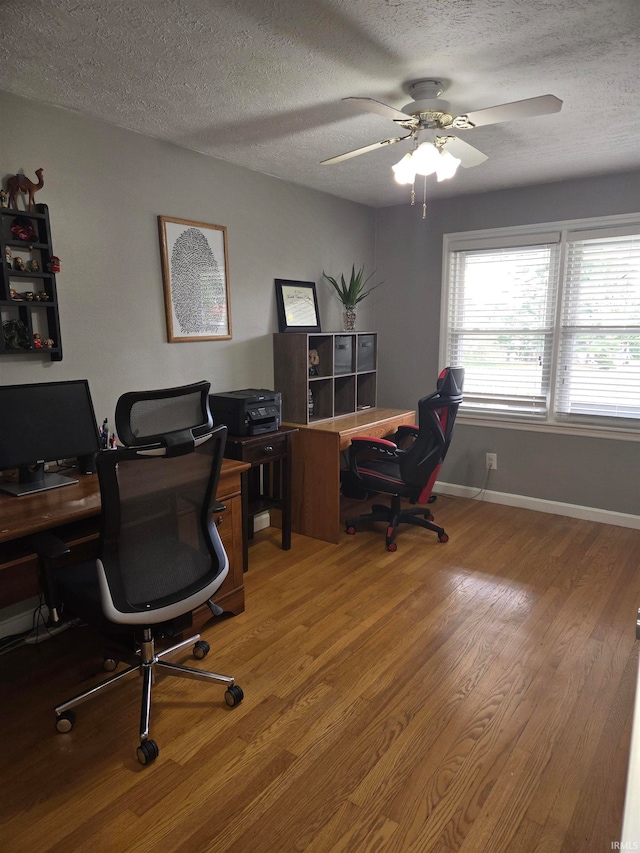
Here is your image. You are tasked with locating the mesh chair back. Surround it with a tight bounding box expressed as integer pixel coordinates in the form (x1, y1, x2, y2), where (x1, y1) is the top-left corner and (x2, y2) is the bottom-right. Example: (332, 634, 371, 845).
(95, 382, 229, 624)
(115, 381, 213, 448)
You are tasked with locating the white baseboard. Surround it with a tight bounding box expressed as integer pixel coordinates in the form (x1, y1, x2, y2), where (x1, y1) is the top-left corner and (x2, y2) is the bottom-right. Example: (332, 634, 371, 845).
(435, 480, 640, 530)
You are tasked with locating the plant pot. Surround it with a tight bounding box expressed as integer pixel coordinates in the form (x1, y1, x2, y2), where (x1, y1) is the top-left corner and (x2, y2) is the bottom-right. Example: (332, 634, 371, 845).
(343, 307, 357, 331)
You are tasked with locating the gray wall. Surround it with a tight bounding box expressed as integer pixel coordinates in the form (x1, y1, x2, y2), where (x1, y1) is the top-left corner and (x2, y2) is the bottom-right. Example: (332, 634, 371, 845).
(375, 172, 640, 515)
(2, 88, 638, 516)
(0, 91, 375, 420)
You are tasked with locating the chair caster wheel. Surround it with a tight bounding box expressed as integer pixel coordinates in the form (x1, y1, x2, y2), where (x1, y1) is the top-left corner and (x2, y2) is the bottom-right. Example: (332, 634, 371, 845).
(386, 541, 398, 552)
(56, 710, 76, 733)
(137, 739, 159, 765)
(346, 525, 356, 536)
(193, 640, 210, 659)
(224, 685, 244, 707)
(103, 657, 119, 672)
(424, 512, 434, 522)
(438, 532, 449, 543)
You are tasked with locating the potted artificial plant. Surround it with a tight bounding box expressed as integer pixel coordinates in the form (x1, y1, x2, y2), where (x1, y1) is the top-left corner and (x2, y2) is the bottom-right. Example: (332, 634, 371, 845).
(322, 264, 383, 331)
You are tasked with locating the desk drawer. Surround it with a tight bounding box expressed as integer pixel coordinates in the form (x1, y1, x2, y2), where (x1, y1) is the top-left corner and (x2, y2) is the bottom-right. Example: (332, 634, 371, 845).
(232, 436, 286, 465)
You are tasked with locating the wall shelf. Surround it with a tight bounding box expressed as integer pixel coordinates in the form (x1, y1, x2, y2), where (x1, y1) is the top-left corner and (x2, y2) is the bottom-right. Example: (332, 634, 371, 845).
(0, 203, 62, 361)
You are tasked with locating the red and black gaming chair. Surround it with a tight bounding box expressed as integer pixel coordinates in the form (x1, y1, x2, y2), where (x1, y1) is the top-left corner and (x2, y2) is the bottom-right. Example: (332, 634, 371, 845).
(341, 367, 464, 551)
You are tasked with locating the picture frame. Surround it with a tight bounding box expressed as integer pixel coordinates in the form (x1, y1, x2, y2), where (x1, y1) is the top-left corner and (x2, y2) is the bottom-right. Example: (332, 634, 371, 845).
(275, 279, 321, 333)
(158, 215, 232, 342)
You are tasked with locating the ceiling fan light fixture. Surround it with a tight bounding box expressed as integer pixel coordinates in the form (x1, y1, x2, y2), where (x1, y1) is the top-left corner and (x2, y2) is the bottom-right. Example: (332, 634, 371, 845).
(392, 151, 416, 184)
(411, 142, 441, 176)
(435, 148, 461, 181)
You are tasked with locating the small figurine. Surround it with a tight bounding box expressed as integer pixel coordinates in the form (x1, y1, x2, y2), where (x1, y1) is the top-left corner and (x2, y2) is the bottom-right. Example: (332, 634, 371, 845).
(0, 189, 7, 208)
(43, 338, 54, 348)
(33, 333, 43, 349)
(27, 259, 39, 272)
(100, 418, 110, 449)
(6, 168, 44, 211)
(38, 291, 48, 301)
(13, 256, 25, 272)
(109, 432, 118, 449)
(308, 348, 320, 376)
(24, 291, 34, 301)
(48, 255, 61, 273)
(10, 289, 22, 300)
(5, 246, 11, 267)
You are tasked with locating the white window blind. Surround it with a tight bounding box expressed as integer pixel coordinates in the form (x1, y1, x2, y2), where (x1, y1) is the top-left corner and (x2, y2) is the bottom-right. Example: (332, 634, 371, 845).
(446, 242, 560, 418)
(556, 232, 640, 423)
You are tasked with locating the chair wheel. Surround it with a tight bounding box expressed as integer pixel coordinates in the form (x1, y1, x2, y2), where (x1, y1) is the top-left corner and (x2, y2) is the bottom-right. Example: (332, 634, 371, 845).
(386, 541, 398, 552)
(136, 739, 159, 765)
(346, 525, 356, 536)
(55, 710, 76, 733)
(193, 640, 210, 659)
(438, 532, 449, 543)
(425, 512, 434, 522)
(103, 657, 119, 672)
(224, 685, 244, 707)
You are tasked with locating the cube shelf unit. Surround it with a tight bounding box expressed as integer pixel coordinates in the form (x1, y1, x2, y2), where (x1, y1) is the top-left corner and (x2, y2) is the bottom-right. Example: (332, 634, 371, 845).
(273, 332, 377, 424)
(0, 203, 62, 360)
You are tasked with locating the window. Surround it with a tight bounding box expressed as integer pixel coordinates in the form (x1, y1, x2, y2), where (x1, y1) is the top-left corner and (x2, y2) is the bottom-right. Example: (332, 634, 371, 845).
(442, 217, 640, 431)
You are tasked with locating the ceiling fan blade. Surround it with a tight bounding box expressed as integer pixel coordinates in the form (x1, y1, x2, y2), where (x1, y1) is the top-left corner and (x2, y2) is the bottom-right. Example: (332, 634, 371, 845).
(321, 135, 409, 165)
(342, 97, 409, 123)
(452, 94, 563, 129)
(441, 136, 488, 168)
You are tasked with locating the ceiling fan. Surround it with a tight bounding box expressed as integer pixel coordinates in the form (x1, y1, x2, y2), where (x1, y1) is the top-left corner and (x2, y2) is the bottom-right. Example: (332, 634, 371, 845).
(321, 79, 563, 171)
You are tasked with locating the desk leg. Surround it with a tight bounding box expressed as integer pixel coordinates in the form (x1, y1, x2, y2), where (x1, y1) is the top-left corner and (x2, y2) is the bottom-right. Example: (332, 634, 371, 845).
(282, 435, 292, 550)
(240, 469, 249, 573)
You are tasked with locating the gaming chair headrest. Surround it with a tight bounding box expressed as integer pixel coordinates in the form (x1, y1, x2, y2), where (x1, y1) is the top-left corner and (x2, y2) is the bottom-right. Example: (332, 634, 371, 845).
(436, 367, 464, 399)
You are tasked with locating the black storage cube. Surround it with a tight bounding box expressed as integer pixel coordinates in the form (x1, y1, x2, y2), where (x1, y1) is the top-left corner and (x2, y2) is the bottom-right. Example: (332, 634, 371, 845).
(334, 336, 353, 375)
(357, 335, 376, 372)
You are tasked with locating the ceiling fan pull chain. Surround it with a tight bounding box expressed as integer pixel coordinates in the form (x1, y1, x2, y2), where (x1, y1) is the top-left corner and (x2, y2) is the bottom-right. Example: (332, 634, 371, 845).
(422, 174, 428, 219)
(410, 180, 416, 206)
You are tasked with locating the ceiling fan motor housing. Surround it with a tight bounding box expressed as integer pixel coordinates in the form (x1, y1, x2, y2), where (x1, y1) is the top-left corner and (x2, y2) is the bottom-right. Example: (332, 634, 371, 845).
(402, 80, 453, 127)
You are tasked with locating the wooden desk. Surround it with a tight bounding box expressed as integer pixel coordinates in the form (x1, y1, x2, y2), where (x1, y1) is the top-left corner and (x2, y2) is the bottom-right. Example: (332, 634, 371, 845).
(286, 407, 416, 544)
(223, 428, 298, 572)
(0, 458, 249, 615)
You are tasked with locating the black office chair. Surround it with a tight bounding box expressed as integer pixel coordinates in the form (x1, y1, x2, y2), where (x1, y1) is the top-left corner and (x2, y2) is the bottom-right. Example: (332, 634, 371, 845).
(341, 367, 464, 551)
(48, 381, 243, 765)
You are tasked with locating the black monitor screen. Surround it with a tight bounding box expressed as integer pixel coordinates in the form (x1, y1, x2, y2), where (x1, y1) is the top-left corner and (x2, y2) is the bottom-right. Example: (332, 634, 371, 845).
(0, 379, 101, 496)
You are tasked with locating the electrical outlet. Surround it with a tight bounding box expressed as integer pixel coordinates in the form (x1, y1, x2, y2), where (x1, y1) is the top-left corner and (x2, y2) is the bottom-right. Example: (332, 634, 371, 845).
(486, 453, 498, 470)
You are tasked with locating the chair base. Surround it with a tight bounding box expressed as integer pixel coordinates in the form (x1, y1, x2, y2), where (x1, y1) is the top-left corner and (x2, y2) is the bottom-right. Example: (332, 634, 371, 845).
(55, 628, 242, 764)
(345, 494, 448, 551)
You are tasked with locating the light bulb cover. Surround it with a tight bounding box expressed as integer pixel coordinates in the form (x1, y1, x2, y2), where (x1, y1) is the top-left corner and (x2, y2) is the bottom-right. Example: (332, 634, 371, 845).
(411, 142, 441, 176)
(392, 152, 416, 185)
(435, 148, 461, 181)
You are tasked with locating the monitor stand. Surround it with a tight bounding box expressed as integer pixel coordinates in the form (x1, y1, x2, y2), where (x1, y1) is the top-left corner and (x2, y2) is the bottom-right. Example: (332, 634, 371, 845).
(0, 465, 78, 497)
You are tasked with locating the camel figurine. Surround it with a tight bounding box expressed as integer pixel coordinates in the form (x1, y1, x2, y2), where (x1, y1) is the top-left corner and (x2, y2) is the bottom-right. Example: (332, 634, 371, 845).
(6, 168, 44, 211)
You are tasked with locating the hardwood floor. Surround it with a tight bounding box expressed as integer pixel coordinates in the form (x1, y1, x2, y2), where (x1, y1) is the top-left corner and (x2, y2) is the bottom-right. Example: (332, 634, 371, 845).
(1, 496, 639, 852)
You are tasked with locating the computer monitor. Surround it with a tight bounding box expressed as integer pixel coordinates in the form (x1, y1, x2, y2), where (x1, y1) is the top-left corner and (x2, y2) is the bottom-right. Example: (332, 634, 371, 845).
(0, 379, 101, 496)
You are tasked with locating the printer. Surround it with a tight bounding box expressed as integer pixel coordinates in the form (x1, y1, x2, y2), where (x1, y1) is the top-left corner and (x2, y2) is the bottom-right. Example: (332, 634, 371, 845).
(209, 388, 281, 436)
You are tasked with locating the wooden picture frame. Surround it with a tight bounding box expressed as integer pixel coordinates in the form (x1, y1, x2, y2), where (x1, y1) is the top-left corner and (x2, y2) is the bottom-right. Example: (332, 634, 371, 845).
(158, 215, 232, 341)
(275, 279, 321, 333)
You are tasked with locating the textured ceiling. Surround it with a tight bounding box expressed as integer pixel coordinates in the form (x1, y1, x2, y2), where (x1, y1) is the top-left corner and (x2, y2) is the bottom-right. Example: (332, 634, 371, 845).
(1, 0, 638, 207)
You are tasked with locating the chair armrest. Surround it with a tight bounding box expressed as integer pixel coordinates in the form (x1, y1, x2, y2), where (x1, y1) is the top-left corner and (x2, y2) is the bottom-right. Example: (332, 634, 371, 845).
(394, 424, 419, 439)
(350, 436, 399, 457)
(28, 531, 72, 561)
(387, 424, 419, 449)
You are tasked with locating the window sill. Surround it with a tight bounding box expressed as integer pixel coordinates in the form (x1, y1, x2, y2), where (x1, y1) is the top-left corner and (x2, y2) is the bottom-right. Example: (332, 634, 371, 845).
(457, 414, 640, 442)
